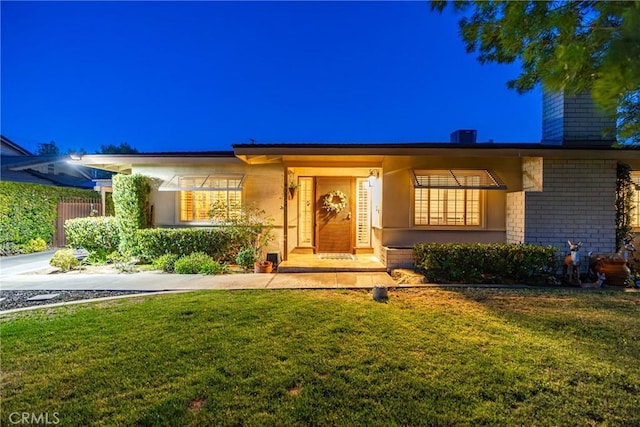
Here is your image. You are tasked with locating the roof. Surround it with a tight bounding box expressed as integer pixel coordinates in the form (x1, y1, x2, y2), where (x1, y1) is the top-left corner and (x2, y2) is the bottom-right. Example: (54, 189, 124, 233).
(1, 154, 111, 189)
(1, 135, 32, 156)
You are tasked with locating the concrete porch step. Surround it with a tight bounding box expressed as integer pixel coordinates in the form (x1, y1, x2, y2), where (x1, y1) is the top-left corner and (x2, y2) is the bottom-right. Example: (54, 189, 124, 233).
(277, 265, 387, 273)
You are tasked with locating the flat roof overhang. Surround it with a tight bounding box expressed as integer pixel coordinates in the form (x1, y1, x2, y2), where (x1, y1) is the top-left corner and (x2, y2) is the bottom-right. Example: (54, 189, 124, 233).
(74, 152, 240, 173)
(233, 143, 640, 162)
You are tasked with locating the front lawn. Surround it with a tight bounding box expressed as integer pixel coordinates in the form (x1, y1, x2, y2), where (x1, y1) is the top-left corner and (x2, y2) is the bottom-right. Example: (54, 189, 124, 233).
(2, 288, 639, 425)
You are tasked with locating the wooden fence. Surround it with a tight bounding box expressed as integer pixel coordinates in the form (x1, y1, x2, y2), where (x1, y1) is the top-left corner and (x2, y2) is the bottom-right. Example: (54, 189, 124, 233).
(54, 197, 102, 247)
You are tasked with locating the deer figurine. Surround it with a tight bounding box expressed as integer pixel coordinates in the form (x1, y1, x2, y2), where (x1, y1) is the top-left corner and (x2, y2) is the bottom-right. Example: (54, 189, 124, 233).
(588, 239, 637, 286)
(563, 241, 582, 285)
(589, 239, 637, 273)
(580, 272, 606, 289)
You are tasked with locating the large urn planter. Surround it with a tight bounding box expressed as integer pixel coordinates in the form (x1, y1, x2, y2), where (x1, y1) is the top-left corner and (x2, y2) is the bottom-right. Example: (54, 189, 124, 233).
(594, 259, 631, 287)
(254, 261, 273, 274)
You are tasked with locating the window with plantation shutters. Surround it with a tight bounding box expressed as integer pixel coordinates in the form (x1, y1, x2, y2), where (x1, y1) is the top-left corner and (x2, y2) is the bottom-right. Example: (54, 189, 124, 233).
(411, 169, 502, 227)
(356, 178, 371, 247)
(298, 177, 313, 246)
(166, 176, 242, 223)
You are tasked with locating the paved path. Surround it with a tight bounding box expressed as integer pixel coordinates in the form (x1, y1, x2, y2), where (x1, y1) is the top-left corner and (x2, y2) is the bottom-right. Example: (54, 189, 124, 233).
(1, 270, 397, 291)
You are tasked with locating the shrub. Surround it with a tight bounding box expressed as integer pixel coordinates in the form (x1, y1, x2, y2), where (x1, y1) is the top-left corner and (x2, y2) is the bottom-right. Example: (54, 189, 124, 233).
(49, 249, 80, 271)
(174, 252, 226, 275)
(65, 216, 120, 253)
(136, 228, 251, 262)
(112, 174, 150, 252)
(21, 237, 47, 254)
(235, 247, 256, 270)
(153, 254, 179, 273)
(106, 251, 138, 273)
(413, 243, 558, 285)
(0, 181, 98, 247)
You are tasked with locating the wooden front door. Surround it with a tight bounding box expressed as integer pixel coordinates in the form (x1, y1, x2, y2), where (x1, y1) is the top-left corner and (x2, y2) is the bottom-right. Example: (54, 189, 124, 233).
(316, 177, 353, 253)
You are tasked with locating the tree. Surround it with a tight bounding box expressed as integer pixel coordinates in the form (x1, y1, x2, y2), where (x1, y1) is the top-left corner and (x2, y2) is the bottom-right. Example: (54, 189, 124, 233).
(99, 142, 139, 154)
(37, 141, 60, 155)
(432, 1, 640, 144)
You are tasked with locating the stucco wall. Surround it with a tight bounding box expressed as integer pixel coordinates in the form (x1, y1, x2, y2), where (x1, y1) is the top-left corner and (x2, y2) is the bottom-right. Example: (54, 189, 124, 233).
(378, 155, 521, 247)
(133, 162, 286, 256)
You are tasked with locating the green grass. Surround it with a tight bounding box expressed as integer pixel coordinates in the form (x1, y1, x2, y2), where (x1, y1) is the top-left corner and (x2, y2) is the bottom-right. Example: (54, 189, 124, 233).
(2, 288, 640, 426)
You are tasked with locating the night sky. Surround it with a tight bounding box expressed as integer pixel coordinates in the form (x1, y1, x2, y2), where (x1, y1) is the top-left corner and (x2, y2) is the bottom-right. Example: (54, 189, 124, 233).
(1, 1, 542, 154)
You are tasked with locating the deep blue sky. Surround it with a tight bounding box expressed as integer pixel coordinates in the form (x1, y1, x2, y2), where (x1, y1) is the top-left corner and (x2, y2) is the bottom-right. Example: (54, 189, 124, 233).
(1, 1, 542, 154)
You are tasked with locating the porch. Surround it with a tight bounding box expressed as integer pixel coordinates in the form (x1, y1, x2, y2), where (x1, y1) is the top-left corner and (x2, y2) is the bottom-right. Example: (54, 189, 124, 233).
(277, 253, 386, 273)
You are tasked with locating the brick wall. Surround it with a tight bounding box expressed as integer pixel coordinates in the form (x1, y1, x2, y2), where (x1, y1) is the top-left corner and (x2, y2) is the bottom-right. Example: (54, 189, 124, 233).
(523, 159, 616, 255)
(542, 91, 615, 145)
(506, 191, 525, 244)
(522, 157, 543, 191)
(382, 247, 415, 270)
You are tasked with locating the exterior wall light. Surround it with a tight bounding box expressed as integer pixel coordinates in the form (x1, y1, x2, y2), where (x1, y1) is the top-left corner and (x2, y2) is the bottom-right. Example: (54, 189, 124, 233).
(368, 169, 379, 188)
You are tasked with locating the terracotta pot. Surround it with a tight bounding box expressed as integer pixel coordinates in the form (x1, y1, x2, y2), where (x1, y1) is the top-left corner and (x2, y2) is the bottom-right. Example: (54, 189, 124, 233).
(254, 261, 273, 274)
(595, 259, 631, 287)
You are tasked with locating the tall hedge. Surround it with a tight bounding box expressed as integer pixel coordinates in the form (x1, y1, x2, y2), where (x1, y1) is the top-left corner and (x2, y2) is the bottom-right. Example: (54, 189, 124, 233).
(65, 216, 120, 252)
(111, 174, 151, 252)
(0, 181, 98, 247)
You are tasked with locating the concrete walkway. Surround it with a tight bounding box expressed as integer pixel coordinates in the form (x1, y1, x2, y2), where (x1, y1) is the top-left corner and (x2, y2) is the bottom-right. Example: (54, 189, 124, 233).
(1, 270, 397, 291)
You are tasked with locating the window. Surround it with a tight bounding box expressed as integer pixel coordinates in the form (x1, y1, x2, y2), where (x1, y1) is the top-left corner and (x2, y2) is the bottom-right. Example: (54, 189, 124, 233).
(297, 177, 314, 246)
(412, 169, 504, 227)
(632, 172, 640, 228)
(169, 176, 242, 223)
(356, 178, 371, 246)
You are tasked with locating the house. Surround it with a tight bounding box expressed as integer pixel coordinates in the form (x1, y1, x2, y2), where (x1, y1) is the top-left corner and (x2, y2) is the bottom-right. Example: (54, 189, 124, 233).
(1, 135, 102, 189)
(76, 92, 640, 270)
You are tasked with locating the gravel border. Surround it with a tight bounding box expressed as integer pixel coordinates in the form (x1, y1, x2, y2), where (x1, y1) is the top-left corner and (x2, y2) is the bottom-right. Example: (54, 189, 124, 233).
(0, 290, 159, 311)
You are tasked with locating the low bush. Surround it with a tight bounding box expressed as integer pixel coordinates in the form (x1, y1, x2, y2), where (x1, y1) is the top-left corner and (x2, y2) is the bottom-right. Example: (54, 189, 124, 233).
(413, 243, 558, 285)
(235, 247, 256, 270)
(65, 217, 120, 253)
(49, 249, 80, 272)
(105, 251, 138, 273)
(22, 237, 47, 253)
(152, 254, 179, 273)
(174, 252, 226, 275)
(136, 228, 251, 262)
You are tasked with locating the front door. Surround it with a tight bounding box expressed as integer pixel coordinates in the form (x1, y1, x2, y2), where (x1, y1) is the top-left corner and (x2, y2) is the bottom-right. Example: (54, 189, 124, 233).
(316, 177, 353, 253)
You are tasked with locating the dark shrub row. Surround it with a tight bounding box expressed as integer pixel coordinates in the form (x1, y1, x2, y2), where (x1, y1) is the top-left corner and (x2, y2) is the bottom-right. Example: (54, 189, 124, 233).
(136, 228, 252, 263)
(413, 243, 558, 285)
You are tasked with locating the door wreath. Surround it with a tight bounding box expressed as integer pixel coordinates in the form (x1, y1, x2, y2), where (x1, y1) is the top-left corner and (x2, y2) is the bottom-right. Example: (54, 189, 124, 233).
(323, 190, 348, 213)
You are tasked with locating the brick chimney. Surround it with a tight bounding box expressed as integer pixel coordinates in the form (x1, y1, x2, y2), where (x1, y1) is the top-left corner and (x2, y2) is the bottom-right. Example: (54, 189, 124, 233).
(541, 90, 616, 146)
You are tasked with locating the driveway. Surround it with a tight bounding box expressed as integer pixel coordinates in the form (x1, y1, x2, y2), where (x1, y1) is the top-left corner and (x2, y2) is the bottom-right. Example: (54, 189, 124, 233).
(0, 250, 55, 276)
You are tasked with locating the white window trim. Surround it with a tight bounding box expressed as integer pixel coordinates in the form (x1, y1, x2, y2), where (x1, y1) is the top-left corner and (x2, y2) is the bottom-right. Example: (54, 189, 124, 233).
(412, 169, 491, 229)
(170, 175, 244, 224)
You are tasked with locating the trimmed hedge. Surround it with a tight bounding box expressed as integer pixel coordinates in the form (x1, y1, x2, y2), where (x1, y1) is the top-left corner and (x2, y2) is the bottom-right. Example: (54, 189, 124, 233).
(413, 243, 558, 285)
(0, 181, 98, 249)
(112, 174, 150, 252)
(65, 217, 120, 252)
(136, 228, 252, 263)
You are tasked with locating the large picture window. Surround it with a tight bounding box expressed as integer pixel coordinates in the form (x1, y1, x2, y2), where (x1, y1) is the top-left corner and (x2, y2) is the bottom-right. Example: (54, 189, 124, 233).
(161, 176, 242, 223)
(413, 169, 504, 227)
